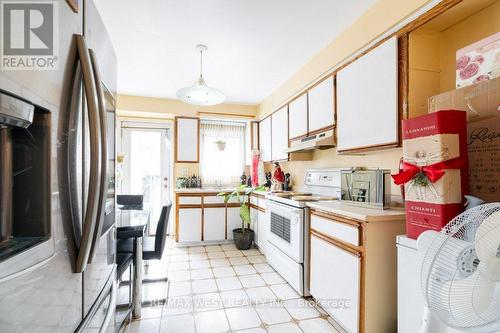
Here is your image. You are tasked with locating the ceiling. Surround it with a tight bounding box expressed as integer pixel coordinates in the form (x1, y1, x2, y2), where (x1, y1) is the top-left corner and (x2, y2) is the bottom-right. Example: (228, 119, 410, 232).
(95, 0, 377, 104)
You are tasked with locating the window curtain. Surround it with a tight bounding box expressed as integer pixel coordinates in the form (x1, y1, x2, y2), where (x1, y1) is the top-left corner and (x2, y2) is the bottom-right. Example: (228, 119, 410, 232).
(200, 122, 245, 185)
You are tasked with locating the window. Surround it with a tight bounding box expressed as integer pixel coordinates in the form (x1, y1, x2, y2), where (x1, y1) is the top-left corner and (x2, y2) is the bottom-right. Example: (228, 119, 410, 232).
(200, 121, 245, 185)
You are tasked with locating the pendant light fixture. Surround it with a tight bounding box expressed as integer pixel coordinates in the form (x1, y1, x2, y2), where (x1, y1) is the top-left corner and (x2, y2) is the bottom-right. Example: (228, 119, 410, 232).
(176, 44, 225, 106)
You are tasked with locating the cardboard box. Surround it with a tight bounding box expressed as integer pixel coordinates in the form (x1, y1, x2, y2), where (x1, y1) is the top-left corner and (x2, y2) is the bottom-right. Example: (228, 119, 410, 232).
(429, 75, 500, 120)
(399, 111, 468, 239)
(456, 32, 500, 88)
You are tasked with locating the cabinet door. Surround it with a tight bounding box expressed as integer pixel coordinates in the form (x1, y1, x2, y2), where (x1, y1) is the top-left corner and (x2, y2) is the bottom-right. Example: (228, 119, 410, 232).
(175, 117, 199, 162)
(288, 93, 308, 139)
(258, 117, 272, 162)
(310, 235, 360, 333)
(178, 208, 202, 242)
(250, 207, 259, 245)
(308, 76, 335, 132)
(203, 207, 226, 241)
(271, 106, 288, 161)
(336, 37, 398, 152)
(226, 207, 242, 240)
(257, 210, 267, 255)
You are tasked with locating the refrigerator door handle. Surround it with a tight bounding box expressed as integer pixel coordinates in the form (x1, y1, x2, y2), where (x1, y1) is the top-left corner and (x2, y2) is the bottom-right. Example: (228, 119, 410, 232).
(87, 48, 108, 263)
(75, 35, 102, 273)
(99, 280, 116, 333)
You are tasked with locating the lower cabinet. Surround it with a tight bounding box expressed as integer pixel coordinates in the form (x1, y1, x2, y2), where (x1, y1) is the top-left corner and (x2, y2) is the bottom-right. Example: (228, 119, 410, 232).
(226, 207, 241, 240)
(250, 207, 259, 246)
(203, 207, 225, 241)
(310, 234, 360, 333)
(178, 208, 202, 242)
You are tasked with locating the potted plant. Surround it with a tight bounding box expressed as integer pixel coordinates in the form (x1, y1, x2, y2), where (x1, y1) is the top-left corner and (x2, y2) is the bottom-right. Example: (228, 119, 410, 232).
(215, 140, 226, 151)
(218, 185, 266, 250)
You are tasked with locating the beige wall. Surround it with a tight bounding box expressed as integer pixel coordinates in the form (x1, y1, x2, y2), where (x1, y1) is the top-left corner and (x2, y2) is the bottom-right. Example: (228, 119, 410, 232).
(117, 94, 258, 180)
(117, 94, 258, 119)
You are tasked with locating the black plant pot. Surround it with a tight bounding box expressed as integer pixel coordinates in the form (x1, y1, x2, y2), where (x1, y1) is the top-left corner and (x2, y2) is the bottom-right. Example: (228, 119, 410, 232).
(233, 228, 255, 250)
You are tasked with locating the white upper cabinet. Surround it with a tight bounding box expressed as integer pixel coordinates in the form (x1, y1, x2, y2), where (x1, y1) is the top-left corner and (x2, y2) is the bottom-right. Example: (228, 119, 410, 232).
(259, 116, 272, 162)
(308, 76, 335, 133)
(336, 36, 398, 152)
(175, 117, 199, 162)
(271, 106, 289, 161)
(288, 93, 308, 139)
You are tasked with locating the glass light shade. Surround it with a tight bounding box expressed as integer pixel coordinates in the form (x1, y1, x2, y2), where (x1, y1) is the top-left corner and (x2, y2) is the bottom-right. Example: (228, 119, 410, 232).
(176, 77, 225, 106)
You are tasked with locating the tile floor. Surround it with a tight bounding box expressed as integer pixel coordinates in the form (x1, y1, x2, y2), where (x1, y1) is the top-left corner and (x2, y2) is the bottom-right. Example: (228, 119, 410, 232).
(124, 238, 340, 333)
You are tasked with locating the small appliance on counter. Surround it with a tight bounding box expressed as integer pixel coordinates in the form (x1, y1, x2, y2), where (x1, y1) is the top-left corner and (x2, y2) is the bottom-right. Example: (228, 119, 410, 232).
(341, 168, 391, 209)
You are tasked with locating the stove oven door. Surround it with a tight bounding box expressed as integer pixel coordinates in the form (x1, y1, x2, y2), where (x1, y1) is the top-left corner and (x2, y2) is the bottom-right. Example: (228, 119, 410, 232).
(266, 200, 305, 263)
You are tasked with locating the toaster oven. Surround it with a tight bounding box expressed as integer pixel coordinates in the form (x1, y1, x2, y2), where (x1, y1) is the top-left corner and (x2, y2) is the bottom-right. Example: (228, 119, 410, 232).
(340, 168, 391, 209)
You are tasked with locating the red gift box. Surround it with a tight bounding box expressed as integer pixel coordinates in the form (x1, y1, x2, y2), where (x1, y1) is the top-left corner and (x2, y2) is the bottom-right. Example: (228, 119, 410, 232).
(393, 110, 469, 239)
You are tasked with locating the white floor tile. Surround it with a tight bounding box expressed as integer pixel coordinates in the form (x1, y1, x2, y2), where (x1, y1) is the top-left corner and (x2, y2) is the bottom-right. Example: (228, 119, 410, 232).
(225, 250, 244, 257)
(189, 253, 208, 261)
(225, 307, 262, 331)
(205, 245, 223, 253)
(163, 296, 193, 316)
(169, 254, 189, 262)
(190, 268, 214, 280)
(138, 305, 164, 319)
(216, 277, 243, 291)
(192, 278, 218, 294)
(190, 260, 211, 269)
(221, 244, 238, 251)
(245, 287, 277, 304)
(168, 281, 191, 297)
(241, 249, 261, 256)
(253, 263, 275, 273)
(143, 282, 168, 301)
(220, 289, 251, 308)
(193, 292, 224, 312)
(233, 264, 257, 276)
(267, 322, 302, 333)
(168, 270, 191, 282)
(207, 251, 226, 259)
(188, 246, 206, 253)
(260, 272, 285, 285)
(213, 266, 236, 278)
(194, 309, 230, 333)
(168, 261, 190, 272)
(239, 275, 266, 288)
(210, 258, 231, 267)
(160, 313, 195, 333)
(234, 328, 266, 333)
(270, 284, 300, 300)
(255, 303, 291, 325)
(247, 255, 267, 264)
(229, 257, 250, 266)
(126, 318, 161, 333)
(298, 317, 339, 333)
(283, 298, 320, 320)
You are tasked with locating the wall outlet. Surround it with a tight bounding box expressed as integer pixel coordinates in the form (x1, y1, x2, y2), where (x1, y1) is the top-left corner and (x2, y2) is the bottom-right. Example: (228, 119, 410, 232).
(181, 168, 188, 176)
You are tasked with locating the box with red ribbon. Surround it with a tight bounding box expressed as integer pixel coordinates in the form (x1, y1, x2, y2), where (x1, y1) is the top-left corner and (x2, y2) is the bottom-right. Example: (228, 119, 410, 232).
(393, 110, 469, 239)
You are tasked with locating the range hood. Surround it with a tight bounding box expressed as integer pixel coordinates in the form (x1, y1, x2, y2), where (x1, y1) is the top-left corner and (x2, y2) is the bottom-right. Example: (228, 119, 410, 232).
(285, 128, 336, 153)
(0, 90, 34, 128)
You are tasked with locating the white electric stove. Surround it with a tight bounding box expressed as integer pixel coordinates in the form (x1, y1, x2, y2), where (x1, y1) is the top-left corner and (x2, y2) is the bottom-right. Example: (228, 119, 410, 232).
(265, 168, 343, 296)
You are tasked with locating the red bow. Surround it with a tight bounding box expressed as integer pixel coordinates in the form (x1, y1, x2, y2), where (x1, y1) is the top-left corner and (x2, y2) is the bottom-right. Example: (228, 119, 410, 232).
(392, 157, 465, 185)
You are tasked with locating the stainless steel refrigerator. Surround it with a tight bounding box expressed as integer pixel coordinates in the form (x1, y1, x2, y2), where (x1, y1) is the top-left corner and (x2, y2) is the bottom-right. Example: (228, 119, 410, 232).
(0, 0, 119, 332)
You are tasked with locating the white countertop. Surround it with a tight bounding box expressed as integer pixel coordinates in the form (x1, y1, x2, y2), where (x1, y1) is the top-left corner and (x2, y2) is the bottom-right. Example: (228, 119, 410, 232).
(174, 187, 269, 195)
(306, 201, 405, 222)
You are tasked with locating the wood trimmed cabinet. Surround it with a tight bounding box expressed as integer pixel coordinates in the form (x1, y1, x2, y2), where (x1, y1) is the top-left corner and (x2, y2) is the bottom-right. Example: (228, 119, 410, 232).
(249, 193, 267, 255)
(258, 116, 272, 162)
(175, 191, 267, 246)
(271, 106, 288, 161)
(288, 93, 308, 140)
(175, 116, 200, 163)
(307, 75, 335, 134)
(309, 209, 405, 333)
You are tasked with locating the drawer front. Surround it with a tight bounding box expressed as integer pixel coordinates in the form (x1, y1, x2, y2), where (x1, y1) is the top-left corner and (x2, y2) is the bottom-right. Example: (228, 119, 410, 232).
(204, 195, 225, 204)
(178, 196, 202, 205)
(311, 214, 359, 246)
(250, 196, 259, 205)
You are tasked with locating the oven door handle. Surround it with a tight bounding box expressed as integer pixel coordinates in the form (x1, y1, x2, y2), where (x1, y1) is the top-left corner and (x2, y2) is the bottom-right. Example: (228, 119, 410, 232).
(74, 35, 102, 273)
(266, 200, 304, 214)
(87, 48, 108, 263)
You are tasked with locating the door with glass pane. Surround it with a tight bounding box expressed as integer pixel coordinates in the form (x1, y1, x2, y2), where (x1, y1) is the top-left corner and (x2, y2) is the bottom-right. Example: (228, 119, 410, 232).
(121, 123, 171, 231)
